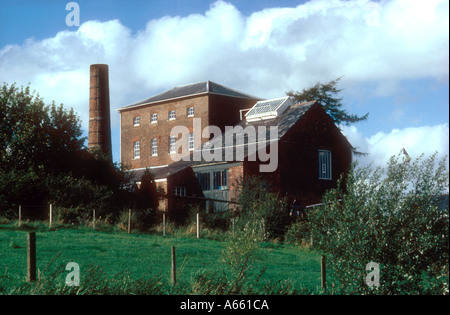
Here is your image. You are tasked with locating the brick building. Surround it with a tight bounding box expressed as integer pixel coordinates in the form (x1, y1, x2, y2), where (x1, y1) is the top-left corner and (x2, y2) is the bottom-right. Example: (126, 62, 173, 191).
(118, 81, 353, 213)
(117, 81, 260, 170)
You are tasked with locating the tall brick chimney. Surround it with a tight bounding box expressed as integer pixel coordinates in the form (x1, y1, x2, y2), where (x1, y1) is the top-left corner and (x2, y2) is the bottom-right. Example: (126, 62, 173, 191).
(88, 64, 112, 162)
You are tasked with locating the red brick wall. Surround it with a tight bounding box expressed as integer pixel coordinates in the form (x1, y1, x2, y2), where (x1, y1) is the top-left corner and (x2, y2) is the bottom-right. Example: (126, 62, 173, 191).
(208, 94, 258, 133)
(120, 94, 209, 169)
(277, 103, 352, 205)
(120, 93, 259, 170)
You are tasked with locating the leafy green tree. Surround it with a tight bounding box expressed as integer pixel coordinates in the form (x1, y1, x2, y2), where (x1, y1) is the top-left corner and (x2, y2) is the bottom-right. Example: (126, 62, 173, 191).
(0, 84, 84, 175)
(0, 83, 129, 219)
(287, 77, 368, 126)
(308, 153, 449, 294)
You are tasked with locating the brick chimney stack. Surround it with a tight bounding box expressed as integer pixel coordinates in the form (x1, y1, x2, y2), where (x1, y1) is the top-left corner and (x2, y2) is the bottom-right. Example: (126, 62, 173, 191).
(88, 64, 112, 162)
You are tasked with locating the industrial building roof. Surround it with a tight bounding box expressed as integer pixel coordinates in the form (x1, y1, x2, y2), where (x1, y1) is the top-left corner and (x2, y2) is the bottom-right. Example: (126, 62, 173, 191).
(118, 81, 261, 111)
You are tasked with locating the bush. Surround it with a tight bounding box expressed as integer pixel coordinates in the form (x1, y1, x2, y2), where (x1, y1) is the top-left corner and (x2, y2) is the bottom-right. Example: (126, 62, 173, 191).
(234, 176, 291, 240)
(285, 220, 312, 247)
(309, 153, 449, 294)
(117, 208, 158, 232)
(54, 206, 87, 225)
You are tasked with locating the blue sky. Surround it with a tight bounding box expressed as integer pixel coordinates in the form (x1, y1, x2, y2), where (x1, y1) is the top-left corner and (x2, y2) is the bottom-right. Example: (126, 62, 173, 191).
(0, 0, 448, 167)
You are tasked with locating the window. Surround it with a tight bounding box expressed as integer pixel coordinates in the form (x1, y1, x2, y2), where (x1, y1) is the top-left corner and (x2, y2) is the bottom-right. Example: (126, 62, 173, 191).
(187, 107, 194, 117)
(318, 150, 332, 180)
(188, 133, 194, 151)
(133, 141, 140, 159)
(133, 116, 140, 126)
(168, 110, 176, 120)
(213, 170, 228, 190)
(196, 172, 211, 191)
(169, 136, 176, 154)
(151, 138, 158, 156)
(151, 113, 157, 123)
(173, 186, 186, 197)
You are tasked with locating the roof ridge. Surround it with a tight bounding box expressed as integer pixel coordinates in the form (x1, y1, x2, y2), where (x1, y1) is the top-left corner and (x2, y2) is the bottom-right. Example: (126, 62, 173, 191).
(118, 80, 261, 111)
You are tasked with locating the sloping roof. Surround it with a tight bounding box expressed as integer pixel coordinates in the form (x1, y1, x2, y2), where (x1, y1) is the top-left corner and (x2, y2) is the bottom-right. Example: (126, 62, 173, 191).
(168, 100, 319, 167)
(219, 100, 316, 144)
(118, 81, 261, 111)
(128, 161, 192, 182)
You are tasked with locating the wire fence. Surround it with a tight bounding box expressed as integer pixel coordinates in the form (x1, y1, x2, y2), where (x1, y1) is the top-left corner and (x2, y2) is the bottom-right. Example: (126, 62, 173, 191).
(1, 200, 318, 248)
(0, 193, 334, 248)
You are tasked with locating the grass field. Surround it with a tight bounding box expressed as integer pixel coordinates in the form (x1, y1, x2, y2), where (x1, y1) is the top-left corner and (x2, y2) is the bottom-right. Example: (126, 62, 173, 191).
(0, 222, 322, 294)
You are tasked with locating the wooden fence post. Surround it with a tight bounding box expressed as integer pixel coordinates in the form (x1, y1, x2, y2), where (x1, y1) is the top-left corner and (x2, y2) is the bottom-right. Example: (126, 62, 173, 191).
(49, 203, 53, 228)
(27, 232, 36, 282)
(128, 209, 131, 234)
(196, 213, 200, 239)
(321, 255, 327, 291)
(171, 246, 176, 286)
(93, 209, 96, 230)
(18, 205, 22, 227)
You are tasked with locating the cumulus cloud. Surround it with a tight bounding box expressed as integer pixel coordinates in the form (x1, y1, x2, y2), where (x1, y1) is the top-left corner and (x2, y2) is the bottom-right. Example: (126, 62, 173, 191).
(0, 0, 448, 143)
(342, 124, 450, 167)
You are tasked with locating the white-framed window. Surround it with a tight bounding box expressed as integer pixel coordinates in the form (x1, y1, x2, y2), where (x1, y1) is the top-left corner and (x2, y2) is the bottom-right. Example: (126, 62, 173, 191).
(151, 138, 158, 156)
(133, 116, 140, 126)
(133, 141, 140, 159)
(188, 132, 194, 151)
(173, 186, 186, 197)
(187, 106, 194, 117)
(318, 150, 332, 180)
(151, 113, 157, 123)
(169, 136, 176, 154)
(168, 110, 176, 120)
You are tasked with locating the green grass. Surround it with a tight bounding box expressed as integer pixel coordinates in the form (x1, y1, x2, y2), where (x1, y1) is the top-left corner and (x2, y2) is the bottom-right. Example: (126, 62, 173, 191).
(0, 222, 322, 294)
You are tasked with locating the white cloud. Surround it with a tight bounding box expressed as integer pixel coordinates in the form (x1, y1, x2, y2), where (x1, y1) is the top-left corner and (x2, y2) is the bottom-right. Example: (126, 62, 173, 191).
(342, 124, 450, 167)
(0, 0, 448, 138)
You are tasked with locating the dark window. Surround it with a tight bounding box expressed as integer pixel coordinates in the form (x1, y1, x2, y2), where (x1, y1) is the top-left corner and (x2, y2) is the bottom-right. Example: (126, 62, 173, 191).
(197, 172, 210, 191)
(173, 186, 186, 196)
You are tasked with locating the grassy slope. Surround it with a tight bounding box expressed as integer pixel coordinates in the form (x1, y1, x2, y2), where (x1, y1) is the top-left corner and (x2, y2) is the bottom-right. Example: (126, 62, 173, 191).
(0, 224, 321, 293)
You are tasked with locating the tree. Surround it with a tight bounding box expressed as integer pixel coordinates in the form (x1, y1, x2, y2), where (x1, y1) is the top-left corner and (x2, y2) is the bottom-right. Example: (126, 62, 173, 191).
(0, 83, 84, 175)
(308, 153, 449, 294)
(134, 169, 159, 211)
(0, 83, 126, 218)
(287, 77, 368, 126)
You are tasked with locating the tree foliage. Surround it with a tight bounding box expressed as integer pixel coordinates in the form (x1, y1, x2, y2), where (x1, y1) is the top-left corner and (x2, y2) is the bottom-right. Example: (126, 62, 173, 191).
(309, 153, 449, 294)
(0, 83, 138, 219)
(0, 84, 84, 175)
(287, 77, 368, 126)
